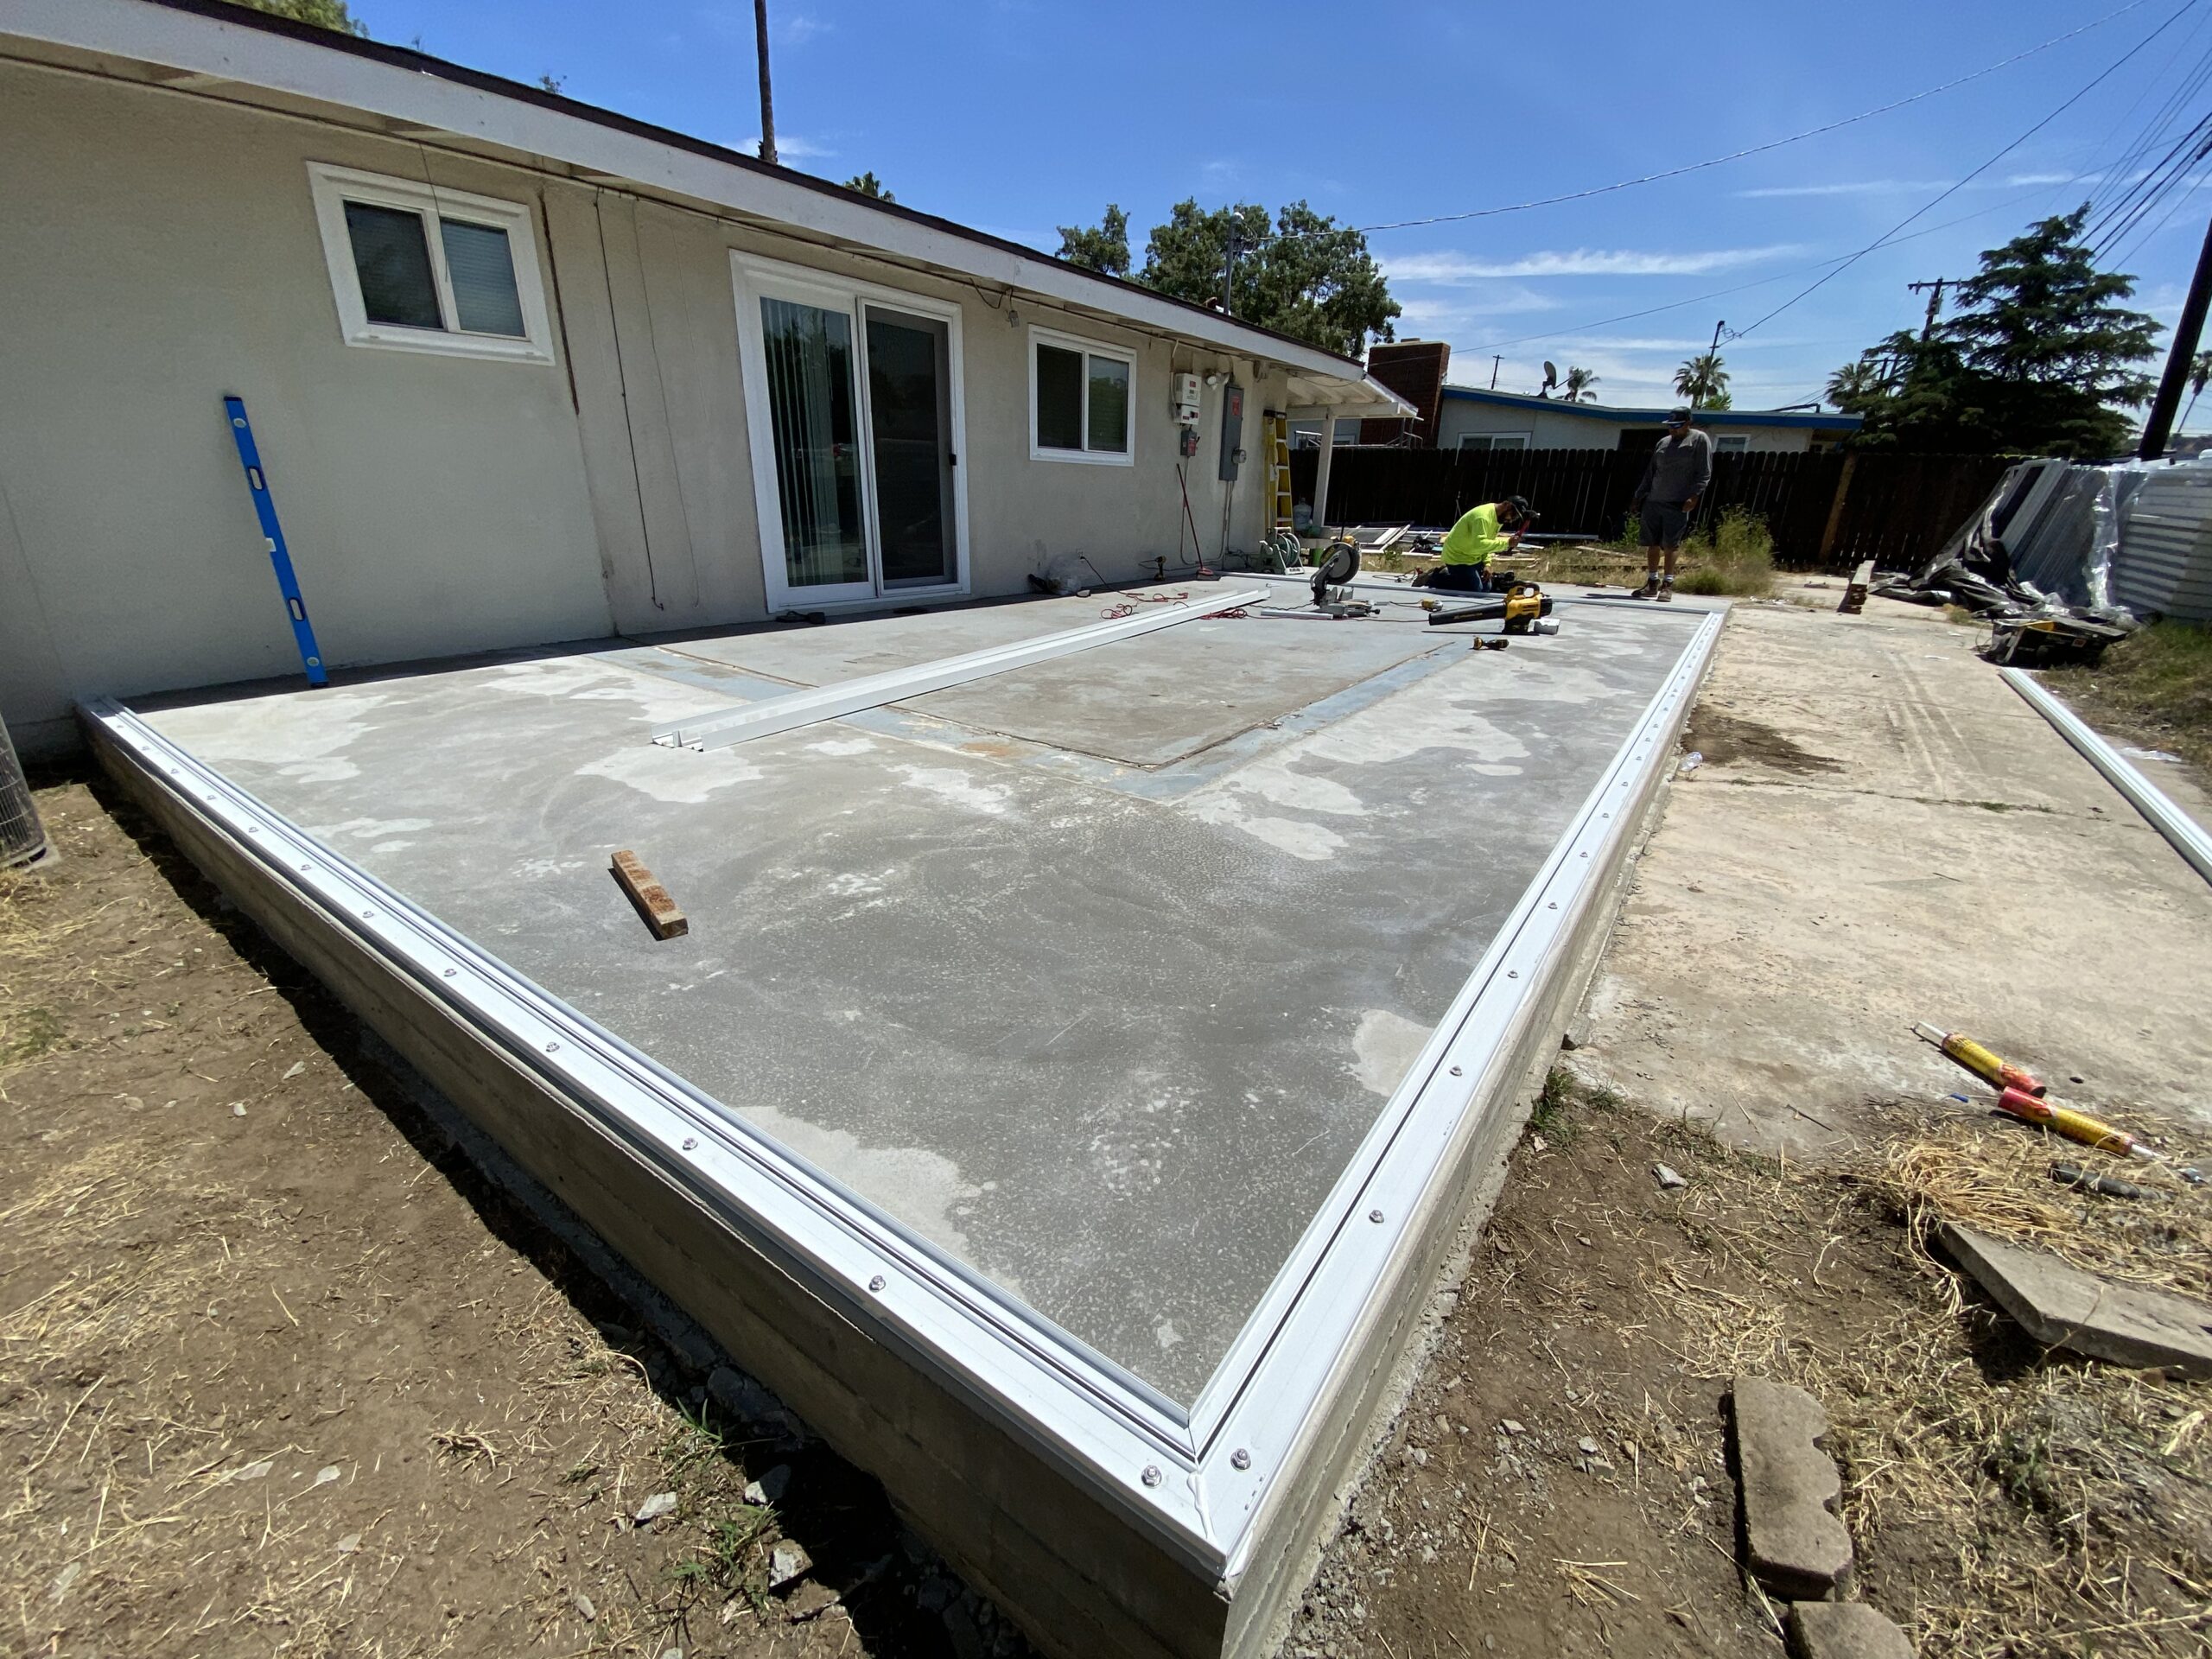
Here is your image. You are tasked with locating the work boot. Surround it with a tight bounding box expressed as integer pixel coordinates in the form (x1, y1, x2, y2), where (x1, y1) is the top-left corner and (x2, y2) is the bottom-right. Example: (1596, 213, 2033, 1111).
(1656, 580, 1675, 603)
(1630, 573, 1659, 600)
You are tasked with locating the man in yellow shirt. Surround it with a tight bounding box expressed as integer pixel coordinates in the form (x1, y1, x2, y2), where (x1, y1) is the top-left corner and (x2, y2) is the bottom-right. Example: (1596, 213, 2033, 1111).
(1419, 495, 1529, 592)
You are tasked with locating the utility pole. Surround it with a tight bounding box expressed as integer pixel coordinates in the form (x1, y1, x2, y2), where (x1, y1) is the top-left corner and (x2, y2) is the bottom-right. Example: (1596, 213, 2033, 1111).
(2140, 214, 2212, 461)
(1221, 226, 1242, 318)
(1490, 354, 1502, 390)
(1690, 319, 1725, 410)
(753, 0, 778, 165)
(1907, 277, 1954, 341)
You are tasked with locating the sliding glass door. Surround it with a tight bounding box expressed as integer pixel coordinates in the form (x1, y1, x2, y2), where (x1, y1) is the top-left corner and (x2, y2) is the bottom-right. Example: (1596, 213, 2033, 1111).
(734, 259, 968, 611)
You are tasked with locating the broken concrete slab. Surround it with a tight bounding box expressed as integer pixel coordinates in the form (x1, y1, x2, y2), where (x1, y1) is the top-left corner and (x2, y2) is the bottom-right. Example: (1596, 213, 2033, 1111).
(1730, 1376, 1853, 1599)
(1937, 1223, 2212, 1379)
(1786, 1600, 1915, 1659)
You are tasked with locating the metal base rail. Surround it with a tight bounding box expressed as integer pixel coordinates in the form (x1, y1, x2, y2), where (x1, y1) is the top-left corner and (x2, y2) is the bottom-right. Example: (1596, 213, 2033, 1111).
(2000, 665, 2212, 887)
(653, 586, 1268, 751)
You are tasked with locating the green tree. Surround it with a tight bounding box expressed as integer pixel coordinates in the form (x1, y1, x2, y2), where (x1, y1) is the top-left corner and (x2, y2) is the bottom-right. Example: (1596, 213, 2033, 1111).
(1057, 206, 1131, 276)
(1137, 199, 1400, 357)
(1675, 353, 1729, 409)
(1824, 359, 1890, 413)
(842, 172, 894, 202)
(1838, 207, 2158, 457)
(1561, 366, 1599, 403)
(234, 0, 366, 35)
(2180, 348, 2212, 430)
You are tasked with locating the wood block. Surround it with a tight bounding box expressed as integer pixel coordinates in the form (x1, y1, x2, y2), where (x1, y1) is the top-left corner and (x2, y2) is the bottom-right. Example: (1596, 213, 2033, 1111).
(610, 849, 687, 939)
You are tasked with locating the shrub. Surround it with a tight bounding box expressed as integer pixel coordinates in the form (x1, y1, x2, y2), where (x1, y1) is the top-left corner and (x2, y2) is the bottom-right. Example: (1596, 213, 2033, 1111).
(1675, 507, 1775, 596)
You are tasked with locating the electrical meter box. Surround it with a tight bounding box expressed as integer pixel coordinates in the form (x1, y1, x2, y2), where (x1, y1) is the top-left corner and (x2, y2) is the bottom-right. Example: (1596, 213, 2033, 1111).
(1172, 372, 1202, 425)
(1217, 383, 1244, 482)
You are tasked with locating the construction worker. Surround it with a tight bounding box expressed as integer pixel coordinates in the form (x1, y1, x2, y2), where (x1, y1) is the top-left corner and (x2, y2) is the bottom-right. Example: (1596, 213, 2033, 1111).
(1630, 409, 1712, 601)
(1417, 495, 1530, 593)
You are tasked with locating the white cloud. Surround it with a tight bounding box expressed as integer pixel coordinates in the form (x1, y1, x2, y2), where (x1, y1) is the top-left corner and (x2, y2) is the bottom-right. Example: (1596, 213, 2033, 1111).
(1733, 179, 1952, 199)
(777, 10, 830, 45)
(732, 134, 837, 161)
(1383, 245, 1802, 283)
(1396, 288, 1562, 326)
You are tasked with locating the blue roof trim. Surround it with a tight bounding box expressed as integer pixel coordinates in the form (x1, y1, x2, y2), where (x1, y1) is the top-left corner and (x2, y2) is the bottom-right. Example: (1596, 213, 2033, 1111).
(1435, 385, 1859, 430)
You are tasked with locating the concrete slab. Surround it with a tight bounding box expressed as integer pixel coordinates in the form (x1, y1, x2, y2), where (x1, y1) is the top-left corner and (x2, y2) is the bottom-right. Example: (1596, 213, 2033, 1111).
(1730, 1375, 1853, 1600)
(126, 598, 1694, 1404)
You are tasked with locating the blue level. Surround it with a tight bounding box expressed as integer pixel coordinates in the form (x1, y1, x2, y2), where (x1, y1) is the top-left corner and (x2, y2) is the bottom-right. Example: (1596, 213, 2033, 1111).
(222, 395, 327, 687)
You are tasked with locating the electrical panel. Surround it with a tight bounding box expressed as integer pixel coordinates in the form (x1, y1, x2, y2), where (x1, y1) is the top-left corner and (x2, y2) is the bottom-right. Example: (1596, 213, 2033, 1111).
(1172, 372, 1202, 426)
(1217, 383, 1244, 482)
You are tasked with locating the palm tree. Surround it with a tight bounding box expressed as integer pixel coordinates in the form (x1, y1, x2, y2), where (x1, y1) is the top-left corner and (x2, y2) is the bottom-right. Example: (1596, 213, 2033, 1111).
(1825, 359, 1888, 413)
(2182, 348, 2212, 431)
(1675, 353, 1729, 410)
(1560, 366, 1599, 403)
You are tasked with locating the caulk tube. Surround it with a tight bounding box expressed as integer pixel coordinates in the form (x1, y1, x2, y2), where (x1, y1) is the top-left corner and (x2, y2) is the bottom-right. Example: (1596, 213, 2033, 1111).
(1914, 1022, 2045, 1096)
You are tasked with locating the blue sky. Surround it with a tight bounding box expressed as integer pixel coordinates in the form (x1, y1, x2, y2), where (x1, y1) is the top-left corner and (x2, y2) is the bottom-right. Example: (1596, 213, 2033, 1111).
(359, 0, 2212, 423)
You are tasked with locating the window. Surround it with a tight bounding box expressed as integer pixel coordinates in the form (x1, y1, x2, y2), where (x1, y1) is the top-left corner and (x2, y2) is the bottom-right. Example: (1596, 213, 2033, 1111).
(1714, 434, 1750, 454)
(1457, 432, 1529, 453)
(308, 163, 554, 362)
(1029, 327, 1135, 464)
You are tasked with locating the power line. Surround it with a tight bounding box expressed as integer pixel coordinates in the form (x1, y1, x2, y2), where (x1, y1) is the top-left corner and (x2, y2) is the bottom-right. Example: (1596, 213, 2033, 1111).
(1331, 0, 2159, 238)
(1461, 181, 2101, 359)
(1728, 0, 2199, 343)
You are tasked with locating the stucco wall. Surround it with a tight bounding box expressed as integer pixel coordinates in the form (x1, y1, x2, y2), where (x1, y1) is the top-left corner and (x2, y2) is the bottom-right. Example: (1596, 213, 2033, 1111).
(0, 63, 615, 755)
(1, 63, 1287, 755)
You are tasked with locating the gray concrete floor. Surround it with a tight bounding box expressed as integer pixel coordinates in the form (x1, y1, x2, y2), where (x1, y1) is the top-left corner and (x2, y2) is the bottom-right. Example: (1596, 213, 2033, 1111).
(1579, 582, 2212, 1156)
(133, 590, 1700, 1402)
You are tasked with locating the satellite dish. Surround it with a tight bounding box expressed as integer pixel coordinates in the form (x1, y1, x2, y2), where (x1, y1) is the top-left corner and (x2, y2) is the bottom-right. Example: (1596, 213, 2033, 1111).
(1541, 360, 1558, 387)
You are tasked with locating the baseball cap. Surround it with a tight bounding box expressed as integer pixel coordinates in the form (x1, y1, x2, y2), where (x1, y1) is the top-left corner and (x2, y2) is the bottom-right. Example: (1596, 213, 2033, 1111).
(1663, 408, 1692, 425)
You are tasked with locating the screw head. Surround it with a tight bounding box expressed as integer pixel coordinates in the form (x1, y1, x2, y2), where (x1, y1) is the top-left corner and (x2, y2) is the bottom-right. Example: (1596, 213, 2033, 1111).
(544, 1041, 560, 1053)
(1508, 969, 1519, 979)
(682, 1137, 697, 1151)
(1141, 1465, 1163, 1488)
(1230, 1448, 1252, 1471)
(868, 1274, 887, 1294)
(442, 968, 456, 978)
(1449, 1065, 1463, 1077)
(1369, 1208, 1385, 1224)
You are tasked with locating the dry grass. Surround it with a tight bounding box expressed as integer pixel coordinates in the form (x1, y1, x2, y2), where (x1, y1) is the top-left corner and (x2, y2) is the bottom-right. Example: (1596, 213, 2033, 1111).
(1636, 1100, 2212, 1656)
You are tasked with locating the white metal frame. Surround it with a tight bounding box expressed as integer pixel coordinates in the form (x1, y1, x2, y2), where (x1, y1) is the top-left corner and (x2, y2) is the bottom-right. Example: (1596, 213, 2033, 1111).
(1027, 323, 1137, 467)
(1456, 432, 1529, 454)
(731, 251, 973, 613)
(2001, 666, 2212, 886)
(653, 586, 1268, 751)
(82, 603, 1720, 1594)
(306, 162, 555, 363)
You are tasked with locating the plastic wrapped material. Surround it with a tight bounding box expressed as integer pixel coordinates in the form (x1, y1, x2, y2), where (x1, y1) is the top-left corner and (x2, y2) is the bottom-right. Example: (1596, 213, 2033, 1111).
(2115, 455, 2212, 622)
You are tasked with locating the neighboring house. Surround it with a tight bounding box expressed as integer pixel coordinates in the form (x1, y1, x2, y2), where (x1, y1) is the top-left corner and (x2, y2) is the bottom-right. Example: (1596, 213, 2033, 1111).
(1353, 339, 1451, 447)
(0, 0, 1406, 757)
(1434, 385, 1860, 454)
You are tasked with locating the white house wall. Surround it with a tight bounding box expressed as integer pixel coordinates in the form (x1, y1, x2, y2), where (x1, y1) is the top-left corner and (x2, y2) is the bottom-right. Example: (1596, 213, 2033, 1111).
(1433, 398, 1816, 454)
(0, 63, 614, 756)
(0, 60, 1286, 753)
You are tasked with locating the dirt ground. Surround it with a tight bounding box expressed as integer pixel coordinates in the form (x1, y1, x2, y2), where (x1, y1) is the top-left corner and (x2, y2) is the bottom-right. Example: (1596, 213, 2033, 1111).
(0, 779, 1016, 1659)
(1286, 1073, 2212, 1659)
(7, 588, 2211, 1659)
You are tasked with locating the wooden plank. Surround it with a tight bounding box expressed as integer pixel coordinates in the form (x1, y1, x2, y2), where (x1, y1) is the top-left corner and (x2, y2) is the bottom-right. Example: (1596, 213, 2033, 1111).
(610, 849, 687, 939)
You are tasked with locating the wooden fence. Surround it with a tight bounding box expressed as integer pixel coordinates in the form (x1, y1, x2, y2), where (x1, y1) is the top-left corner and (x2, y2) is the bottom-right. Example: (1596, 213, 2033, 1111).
(1288, 447, 2010, 571)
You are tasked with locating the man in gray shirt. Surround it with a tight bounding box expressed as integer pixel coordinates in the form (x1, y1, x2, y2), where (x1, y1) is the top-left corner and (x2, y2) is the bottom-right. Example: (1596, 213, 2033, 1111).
(1630, 409, 1713, 601)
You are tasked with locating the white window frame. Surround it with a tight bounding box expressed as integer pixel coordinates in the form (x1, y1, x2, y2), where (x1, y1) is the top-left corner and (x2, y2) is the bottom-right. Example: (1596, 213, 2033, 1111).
(730, 251, 972, 613)
(1027, 325, 1136, 467)
(1713, 434, 1751, 454)
(1457, 432, 1529, 453)
(307, 162, 555, 364)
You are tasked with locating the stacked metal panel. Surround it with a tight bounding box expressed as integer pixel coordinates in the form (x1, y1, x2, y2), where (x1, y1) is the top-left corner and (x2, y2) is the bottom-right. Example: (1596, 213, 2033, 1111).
(2115, 456, 2212, 621)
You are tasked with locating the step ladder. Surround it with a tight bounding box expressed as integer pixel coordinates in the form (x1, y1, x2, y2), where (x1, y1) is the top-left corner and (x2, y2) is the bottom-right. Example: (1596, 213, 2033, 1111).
(1263, 413, 1293, 532)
